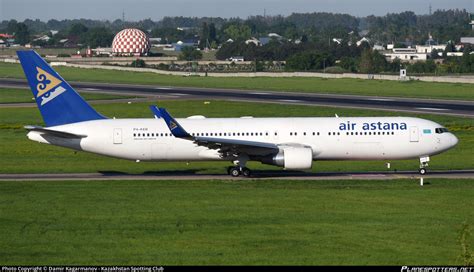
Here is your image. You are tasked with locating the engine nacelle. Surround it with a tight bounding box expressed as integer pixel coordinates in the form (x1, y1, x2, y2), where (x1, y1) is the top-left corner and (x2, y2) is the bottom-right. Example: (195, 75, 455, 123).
(262, 146, 313, 170)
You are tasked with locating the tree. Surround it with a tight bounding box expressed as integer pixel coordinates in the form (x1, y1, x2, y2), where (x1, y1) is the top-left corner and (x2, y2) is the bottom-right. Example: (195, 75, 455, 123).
(15, 23, 30, 45)
(199, 22, 209, 49)
(460, 48, 473, 73)
(84, 27, 113, 47)
(223, 24, 251, 41)
(339, 56, 358, 72)
(358, 49, 387, 73)
(359, 49, 374, 73)
(208, 23, 217, 42)
(285, 51, 333, 71)
(131, 59, 146, 68)
(178, 46, 202, 61)
(69, 23, 88, 36)
(6, 20, 18, 34)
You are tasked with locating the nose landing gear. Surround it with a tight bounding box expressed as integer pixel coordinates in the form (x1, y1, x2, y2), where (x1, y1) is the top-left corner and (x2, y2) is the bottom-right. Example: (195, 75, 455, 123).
(419, 156, 430, 175)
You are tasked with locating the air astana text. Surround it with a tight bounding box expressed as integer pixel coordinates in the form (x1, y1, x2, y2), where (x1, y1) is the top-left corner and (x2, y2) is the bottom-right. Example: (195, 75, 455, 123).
(339, 121, 408, 131)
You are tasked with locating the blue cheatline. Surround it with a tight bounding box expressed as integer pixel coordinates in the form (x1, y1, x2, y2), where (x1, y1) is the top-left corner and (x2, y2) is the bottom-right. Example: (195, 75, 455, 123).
(17, 50, 106, 127)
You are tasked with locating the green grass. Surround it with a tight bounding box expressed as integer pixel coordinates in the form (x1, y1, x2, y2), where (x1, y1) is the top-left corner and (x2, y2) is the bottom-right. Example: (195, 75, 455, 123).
(0, 178, 472, 265)
(0, 47, 81, 56)
(0, 100, 472, 174)
(1, 62, 473, 100)
(0, 88, 138, 103)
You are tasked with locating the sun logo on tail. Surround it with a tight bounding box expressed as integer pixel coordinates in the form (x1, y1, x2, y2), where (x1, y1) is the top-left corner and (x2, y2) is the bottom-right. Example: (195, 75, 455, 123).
(36, 67, 62, 97)
(169, 121, 178, 130)
(35, 67, 66, 106)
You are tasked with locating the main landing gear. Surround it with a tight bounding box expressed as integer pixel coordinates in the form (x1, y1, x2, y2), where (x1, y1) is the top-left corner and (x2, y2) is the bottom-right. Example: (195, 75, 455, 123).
(419, 156, 430, 175)
(227, 155, 251, 177)
(227, 166, 252, 177)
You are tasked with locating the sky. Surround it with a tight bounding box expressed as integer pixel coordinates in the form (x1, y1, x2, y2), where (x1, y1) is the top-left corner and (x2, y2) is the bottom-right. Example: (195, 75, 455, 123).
(0, 0, 473, 21)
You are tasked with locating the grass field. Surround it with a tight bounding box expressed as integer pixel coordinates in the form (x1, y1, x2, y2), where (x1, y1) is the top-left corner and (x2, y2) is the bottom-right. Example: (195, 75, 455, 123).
(0, 47, 82, 56)
(0, 100, 472, 174)
(0, 88, 137, 103)
(0, 178, 472, 265)
(1, 62, 473, 100)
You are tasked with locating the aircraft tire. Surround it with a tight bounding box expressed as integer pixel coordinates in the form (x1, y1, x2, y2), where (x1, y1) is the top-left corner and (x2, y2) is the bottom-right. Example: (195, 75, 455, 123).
(230, 167, 241, 177)
(242, 167, 251, 177)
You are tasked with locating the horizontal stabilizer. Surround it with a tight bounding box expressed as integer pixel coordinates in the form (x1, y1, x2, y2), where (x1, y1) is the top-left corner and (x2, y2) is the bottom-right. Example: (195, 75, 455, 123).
(24, 125, 87, 139)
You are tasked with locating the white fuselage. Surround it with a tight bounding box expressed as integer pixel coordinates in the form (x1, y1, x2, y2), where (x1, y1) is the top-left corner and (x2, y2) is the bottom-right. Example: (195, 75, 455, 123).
(27, 116, 458, 164)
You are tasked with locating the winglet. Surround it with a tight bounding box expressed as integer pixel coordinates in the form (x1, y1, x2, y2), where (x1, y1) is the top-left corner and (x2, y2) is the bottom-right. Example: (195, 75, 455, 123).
(157, 107, 192, 138)
(149, 105, 162, 119)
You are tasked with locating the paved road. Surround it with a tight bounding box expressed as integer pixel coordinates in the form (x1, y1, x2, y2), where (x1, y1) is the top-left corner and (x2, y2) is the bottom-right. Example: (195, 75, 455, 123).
(0, 170, 472, 181)
(1, 78, 473, 117)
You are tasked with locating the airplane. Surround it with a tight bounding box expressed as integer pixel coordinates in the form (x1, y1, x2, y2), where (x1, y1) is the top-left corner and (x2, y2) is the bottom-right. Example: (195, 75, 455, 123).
(17, 50, 458, 177)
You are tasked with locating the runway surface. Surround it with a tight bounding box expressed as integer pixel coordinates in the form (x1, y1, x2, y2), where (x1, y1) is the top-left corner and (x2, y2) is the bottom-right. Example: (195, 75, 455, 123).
(1, 78, 473, 117)
(0, 170, 472, 181)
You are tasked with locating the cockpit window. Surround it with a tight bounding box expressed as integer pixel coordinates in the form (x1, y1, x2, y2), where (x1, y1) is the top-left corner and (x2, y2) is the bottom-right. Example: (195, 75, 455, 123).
(435, 128, 449, 134)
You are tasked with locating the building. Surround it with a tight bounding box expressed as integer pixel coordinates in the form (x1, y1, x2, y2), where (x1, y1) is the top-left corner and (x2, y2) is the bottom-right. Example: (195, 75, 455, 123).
(415, 44, 446, 54)
(384, 47, 428, 62)
(169, 41, 196, 52)
(461, 37, 474, 45)
(461, 13, 474, 45)
(112, 28, 151, 56)
(245, 37, 260, 46)
(470, 13, 474, 30)
(356, 37, 370, 47)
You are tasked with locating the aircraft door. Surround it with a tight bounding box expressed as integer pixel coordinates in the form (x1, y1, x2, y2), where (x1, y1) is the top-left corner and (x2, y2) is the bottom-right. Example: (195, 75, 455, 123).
(409, 126, 419, 142)
(113, 128, 122, 144)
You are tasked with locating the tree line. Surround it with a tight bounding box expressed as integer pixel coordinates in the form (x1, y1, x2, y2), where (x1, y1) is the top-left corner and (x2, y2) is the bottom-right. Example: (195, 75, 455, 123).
(1, 10, 473, 73)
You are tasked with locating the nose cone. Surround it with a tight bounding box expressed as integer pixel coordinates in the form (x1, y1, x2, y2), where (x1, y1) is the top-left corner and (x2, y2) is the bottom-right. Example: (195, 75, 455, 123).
(450, 133, 459, 148)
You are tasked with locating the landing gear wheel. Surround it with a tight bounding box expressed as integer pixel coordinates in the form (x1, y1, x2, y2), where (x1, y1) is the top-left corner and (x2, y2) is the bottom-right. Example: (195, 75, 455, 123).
(419, 168, 427, 175)
(241, 167, 251, 177)
(230, 167, 241, 177)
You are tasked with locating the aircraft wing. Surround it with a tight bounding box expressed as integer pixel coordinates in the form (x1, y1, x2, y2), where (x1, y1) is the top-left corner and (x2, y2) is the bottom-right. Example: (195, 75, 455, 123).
(150, 106, 279, 157)
(24, 125, 88, 139)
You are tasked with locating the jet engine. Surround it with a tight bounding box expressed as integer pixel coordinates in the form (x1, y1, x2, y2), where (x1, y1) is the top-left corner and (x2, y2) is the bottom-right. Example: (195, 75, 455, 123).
(262, 146, 313, 170)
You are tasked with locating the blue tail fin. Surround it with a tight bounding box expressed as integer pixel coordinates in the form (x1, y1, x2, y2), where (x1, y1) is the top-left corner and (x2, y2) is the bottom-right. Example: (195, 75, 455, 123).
(17, 50, 106, 127)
